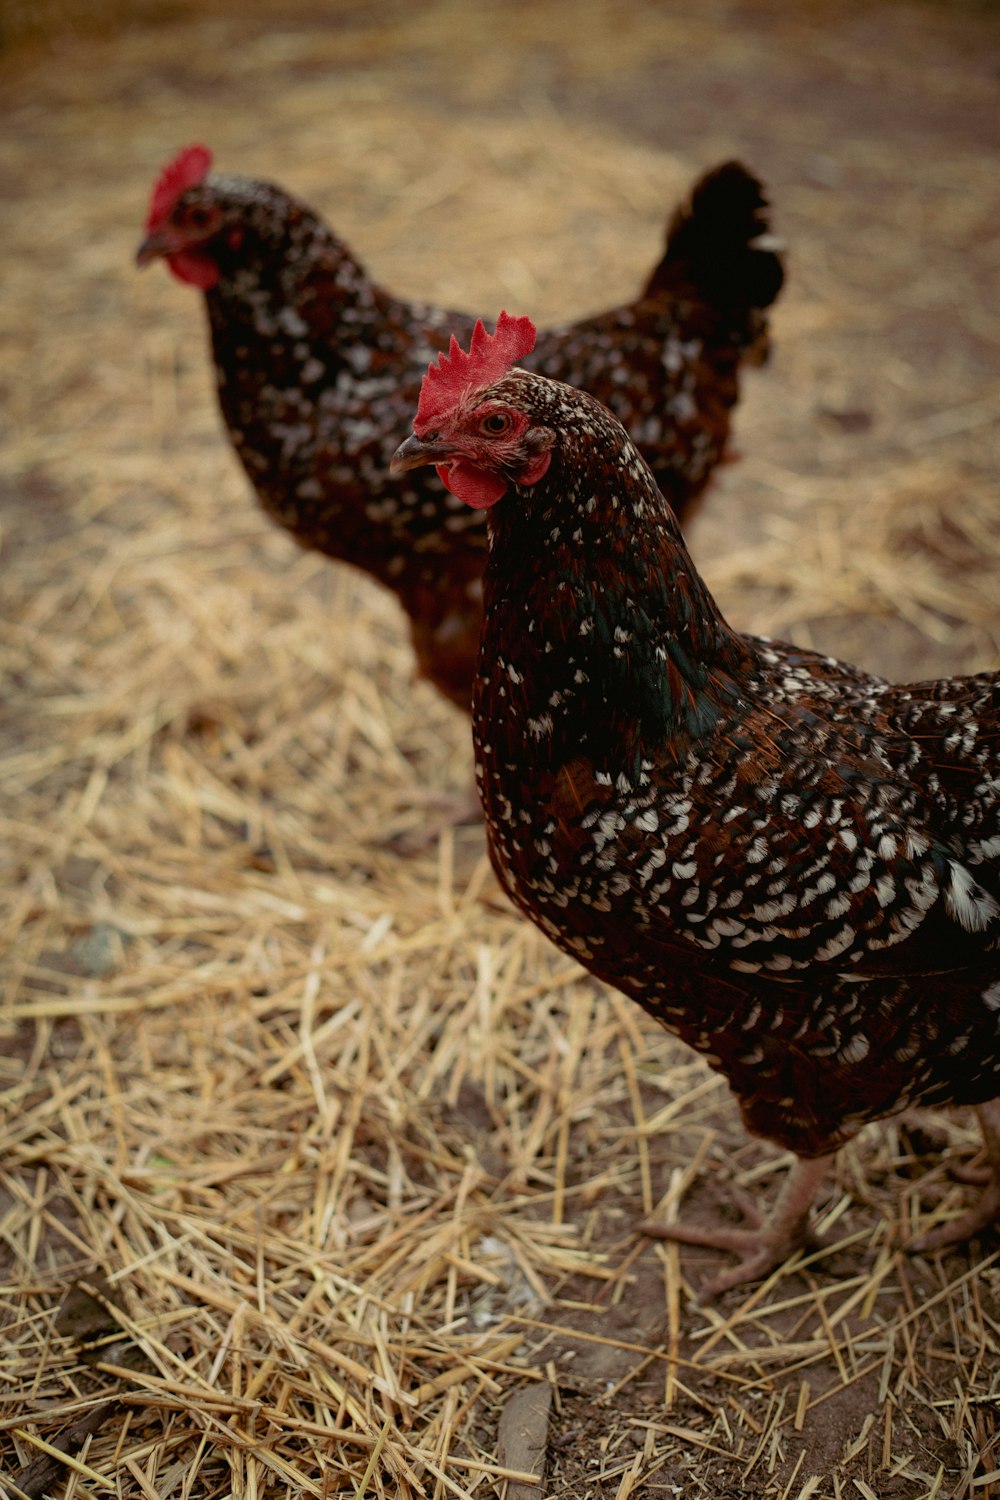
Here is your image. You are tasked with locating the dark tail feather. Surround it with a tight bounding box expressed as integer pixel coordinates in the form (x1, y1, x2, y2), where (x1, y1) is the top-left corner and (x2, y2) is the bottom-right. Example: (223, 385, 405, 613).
(643, 161, 785, 358)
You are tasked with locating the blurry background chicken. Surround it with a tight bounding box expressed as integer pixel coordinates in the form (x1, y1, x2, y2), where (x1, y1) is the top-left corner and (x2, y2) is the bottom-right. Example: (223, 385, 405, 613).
(137, 147, 783, 708)
(393, 316, 1000, 1299)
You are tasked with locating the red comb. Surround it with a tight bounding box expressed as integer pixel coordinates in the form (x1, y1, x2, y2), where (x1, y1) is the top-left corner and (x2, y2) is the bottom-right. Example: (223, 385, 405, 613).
(146, 145, 214, 232)
(415, 311, 537, 433)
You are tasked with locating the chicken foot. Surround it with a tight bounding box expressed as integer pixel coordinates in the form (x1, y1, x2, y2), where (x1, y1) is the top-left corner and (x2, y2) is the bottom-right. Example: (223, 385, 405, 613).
(909, 1100, 1000, 1252)
(641, 1152, 834, 1301)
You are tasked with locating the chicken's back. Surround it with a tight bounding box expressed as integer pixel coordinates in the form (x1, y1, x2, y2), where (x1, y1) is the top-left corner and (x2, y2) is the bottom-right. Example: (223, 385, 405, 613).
(527, 161, 784, 519)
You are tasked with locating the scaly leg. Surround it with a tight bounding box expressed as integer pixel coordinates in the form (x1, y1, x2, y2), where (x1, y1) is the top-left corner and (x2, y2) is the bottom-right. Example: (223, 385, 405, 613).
(910, 1099, 1000, 1253)
(641, 1152, 834, 1301)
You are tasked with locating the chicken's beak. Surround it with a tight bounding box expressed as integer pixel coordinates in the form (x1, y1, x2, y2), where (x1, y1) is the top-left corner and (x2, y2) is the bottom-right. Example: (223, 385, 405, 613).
(390, 432, 448, 475)
(135, 231, 170, 268)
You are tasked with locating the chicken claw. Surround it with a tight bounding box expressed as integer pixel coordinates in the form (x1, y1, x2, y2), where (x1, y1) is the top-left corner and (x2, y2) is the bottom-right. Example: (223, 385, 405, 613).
(641, 1153, 834, 1301)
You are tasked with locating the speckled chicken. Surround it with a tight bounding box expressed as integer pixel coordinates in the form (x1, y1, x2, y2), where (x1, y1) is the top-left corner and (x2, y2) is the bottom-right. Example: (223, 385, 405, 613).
(390, 314, 1000, 1298)
(136, 146, 783, 709)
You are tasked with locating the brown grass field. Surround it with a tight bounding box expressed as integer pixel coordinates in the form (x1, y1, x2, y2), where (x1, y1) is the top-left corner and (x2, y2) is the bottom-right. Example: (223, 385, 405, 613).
(2, 1, 999, 1496)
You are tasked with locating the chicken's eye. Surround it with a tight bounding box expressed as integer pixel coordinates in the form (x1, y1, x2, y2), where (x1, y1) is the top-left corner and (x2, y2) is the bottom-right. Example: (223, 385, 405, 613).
(186, 206, 212, 229)
(480, 412, 512, 435)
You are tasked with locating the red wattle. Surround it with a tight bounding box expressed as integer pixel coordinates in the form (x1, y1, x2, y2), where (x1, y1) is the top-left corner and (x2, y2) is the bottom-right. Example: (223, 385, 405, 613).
(168, 250, 221, 290)
(435, 461, 507, 509)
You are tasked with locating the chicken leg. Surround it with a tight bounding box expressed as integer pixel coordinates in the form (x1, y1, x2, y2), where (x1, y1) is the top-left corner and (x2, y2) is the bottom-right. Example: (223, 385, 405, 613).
(641, 1152, 834, 1301)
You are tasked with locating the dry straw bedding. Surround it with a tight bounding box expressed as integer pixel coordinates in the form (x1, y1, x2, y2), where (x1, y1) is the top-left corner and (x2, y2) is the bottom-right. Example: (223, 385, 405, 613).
(2, 3, 1000, 1497)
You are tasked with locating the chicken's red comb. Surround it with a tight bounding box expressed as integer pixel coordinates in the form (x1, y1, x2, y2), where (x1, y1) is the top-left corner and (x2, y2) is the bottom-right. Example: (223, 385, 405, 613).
(146, 145, 214, 232)
(415, 312, 537, 433)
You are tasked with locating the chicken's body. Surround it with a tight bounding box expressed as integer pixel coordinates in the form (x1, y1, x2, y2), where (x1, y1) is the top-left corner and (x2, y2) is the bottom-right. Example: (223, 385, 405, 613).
(391, 324, 1000, 1295)
(138, 150, 783, 708)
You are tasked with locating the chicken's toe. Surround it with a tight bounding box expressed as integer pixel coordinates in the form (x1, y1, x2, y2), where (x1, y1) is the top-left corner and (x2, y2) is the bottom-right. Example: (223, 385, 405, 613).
(910, 1101, 1000, 1253)
(641, 1218, 811, 1301)
(640, 1152, 834, 1301)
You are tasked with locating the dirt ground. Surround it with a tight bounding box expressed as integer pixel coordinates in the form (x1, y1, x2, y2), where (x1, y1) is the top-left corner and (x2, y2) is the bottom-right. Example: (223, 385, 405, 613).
(2, 1, 1000, 1498)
